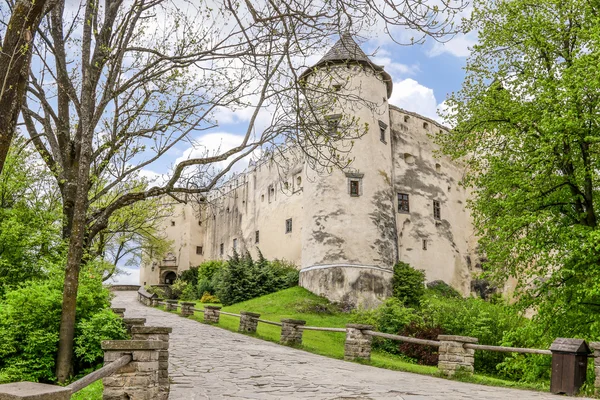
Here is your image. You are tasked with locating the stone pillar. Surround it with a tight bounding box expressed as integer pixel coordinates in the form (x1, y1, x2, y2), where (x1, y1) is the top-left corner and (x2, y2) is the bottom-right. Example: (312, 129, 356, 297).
(180, 302, 195, 317)
(131, 326, 172, 400)
(344, 324, 373, 361)
(590, 342, 600, 395)
(151, 297, 160, 307)
(280, 319, 306, 346)
(102, 339, 168, 400)
(123, 318, 146, 334)
(239, 311, 260, 333)
(165, 300, 178, 311)
(154, 298, 164, 307)
(204, 306, 221, 323)
(437, 335, 478, 376)
(0, 382, 71, 399)
(111, 307, 125, 318)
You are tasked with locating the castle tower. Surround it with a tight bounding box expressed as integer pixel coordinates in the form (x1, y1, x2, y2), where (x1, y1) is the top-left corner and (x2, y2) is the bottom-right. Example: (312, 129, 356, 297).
(298, 34, 398, 307)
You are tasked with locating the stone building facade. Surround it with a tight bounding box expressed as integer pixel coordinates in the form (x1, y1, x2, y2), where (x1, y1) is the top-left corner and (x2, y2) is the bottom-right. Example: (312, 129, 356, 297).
(139, 35, 479, 307)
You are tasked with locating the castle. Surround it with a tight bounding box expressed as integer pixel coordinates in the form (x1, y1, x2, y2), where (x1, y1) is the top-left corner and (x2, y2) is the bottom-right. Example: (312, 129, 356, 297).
(139, 34, 479, 307)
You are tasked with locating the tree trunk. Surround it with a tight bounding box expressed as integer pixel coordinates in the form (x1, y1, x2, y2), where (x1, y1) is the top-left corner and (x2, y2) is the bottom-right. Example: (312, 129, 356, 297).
(0, 0, 48, 175)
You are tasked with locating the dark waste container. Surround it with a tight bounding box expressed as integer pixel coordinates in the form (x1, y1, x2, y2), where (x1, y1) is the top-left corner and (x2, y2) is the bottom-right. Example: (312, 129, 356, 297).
(549, 338, 590, 395)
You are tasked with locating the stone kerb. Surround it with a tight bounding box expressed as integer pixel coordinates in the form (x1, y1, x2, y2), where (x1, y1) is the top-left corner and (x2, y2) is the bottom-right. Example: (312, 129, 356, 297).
(180, 302, 195, 317)
(203, 305, 222, 323)
(102, 340, 168, 400)
(111, 308, 126, 318)
(280, 319, 307, 346)
(589, 342, 600, 394)
(239, 311, 261, 333)
(344, 324, 373, 361)
(165, 300, 178, 311)
(0, 382, 71, 400)
(131, 326, 172, 400)
(437, 335, 478, 376)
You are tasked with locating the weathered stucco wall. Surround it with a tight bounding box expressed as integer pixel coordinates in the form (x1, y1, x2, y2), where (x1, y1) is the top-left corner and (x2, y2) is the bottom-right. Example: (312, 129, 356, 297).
(389, 106, 477, 295)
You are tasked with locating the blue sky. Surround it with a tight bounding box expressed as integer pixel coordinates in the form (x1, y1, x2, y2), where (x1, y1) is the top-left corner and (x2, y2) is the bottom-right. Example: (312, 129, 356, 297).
(112, 31, 476, 285)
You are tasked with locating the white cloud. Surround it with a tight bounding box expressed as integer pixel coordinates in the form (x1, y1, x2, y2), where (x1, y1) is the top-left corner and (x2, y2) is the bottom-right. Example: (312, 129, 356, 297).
(174, 132, 254, 177)
(108, 267, 140, 285)
(389, 78, 440, 120)
(371, 56, 419, 76)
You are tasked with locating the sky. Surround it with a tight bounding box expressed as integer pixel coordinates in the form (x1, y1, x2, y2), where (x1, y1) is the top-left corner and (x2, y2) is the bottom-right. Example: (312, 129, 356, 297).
(109, 22, 477, 286)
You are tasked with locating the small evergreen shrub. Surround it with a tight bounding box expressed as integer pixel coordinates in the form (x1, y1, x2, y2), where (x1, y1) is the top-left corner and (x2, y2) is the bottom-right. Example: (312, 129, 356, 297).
(392, 261, 425, 307)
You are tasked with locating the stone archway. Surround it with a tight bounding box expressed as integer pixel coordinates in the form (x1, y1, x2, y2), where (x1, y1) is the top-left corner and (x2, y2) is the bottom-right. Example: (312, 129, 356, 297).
(162, 271, 177, 285)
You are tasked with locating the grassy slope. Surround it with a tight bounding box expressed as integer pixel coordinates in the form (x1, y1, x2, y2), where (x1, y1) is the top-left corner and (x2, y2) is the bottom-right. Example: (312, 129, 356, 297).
(181, 287, 547, 392)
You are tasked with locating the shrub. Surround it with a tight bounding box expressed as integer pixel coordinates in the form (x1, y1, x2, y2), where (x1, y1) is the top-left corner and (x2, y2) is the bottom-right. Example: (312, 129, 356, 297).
(199, 292, 220, 303)
(169, 279, 188, 299)
(426, 280, 461, 298)
(392, 261, 425, 307)
(75, 309, 128, 365)
(0, 263, 119, 383)
(214, 251, 299, 306)
(179, 267, 199, 287)
(194, 260, 226, 297)
(350, 298, 420, 354)
(397, 322, 444, 365)
(145, 285, 167, 299)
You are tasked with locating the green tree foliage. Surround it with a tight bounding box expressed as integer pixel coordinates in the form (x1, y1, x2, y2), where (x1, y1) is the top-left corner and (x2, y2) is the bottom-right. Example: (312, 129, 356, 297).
(214, 251, 298, 306)
(0, 140, 63, 294)
(0, 262, 123, 383)
(438, 0, 600, 332)
(392, 261, 425, 307)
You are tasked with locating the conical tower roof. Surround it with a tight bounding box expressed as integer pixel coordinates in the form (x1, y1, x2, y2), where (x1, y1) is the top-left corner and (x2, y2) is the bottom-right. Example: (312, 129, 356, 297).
(300, 33, 393, 97)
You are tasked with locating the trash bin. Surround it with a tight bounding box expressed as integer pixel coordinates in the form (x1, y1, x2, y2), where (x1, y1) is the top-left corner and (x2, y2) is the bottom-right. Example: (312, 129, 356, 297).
(549, 338, 590, 395)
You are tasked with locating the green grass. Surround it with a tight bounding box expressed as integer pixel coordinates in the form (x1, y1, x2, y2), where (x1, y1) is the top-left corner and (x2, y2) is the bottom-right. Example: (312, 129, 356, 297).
(161, 287, 552, 393)
(70, 379, 102, 400)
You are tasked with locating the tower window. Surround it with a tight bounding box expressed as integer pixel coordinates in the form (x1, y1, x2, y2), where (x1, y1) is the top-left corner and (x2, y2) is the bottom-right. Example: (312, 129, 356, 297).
(297, 176, 302, 186)
(398, 193, 410, 213)
(261, 194, 265, 202)
(220, 243, 224, 255)
(422, 239, 428, 250)
(404, 115, 409, 123)
(378, 120, 387, 144)
(423, 122, 429, 129)
(349, 179, 360, 197)
(433, 200, 441, 220)
(198, 220, 202, 226)
(171, 221, 175, 226)
(233, 238, 237, 250)
(255, 230, 260, 244)
(196, 246, 203, 255)
(325, 114, 341, 135)
(285, 218, 293, 233)
(435, 163, 441, 173)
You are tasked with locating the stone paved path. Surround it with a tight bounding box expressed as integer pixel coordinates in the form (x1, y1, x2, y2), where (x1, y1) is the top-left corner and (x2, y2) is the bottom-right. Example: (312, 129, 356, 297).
(113, 291, 583, 400)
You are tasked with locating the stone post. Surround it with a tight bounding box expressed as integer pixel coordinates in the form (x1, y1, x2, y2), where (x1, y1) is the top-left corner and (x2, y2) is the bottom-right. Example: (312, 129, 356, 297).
(111, 307, 125, 318)
(180, 302, 195, 317)
(131, 326, 172, 400)
(102, 339, 168, 400)
(239, 311, 260, 333)
(204, 305, 221, 323)
(150, 297, 160, 307)
(344, 324, 373, 361)
(590, 342, 600, 395)
(122, 318, 146, 334)
(0, 382, 71, 399)
(165, 300, 178, 311)
(280, 319, 306, 346)
(437, 335, 478, 376)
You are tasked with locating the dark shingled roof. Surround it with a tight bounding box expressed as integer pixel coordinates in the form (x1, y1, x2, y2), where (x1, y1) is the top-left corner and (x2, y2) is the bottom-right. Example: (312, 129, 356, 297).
(300, 33, 393, 97)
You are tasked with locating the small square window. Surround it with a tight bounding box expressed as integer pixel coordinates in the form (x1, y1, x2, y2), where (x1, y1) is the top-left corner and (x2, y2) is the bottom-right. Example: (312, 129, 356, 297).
(171, 221, 175, 226)
(422, 239, 427, 250)
(404, 115, 409, 123)
(285, 218, 293, 233)
(233, 238, 237, 250)
(433, 200, 441, 220)
(398, 193, 410, 213)
(220, 243, 224, 255)
(198, 220, 202, 226)
(196, 246, 203, 255)
(350, 180, 360, 197)
(255, 230, 260, 244)
(325, 114, 341, 135)
(423, 122, 429, 129)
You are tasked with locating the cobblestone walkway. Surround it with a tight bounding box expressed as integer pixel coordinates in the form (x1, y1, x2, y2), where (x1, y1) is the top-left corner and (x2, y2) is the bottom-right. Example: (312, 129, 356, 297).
(113, 291, 580, 400)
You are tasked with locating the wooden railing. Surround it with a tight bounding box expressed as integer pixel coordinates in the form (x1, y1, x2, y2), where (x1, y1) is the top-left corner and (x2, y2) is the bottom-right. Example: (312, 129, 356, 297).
(67, 354, 132, 393)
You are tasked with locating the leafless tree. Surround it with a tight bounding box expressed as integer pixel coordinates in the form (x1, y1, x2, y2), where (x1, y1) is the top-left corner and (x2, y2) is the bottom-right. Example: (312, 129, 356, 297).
(14, 0, 466, 381)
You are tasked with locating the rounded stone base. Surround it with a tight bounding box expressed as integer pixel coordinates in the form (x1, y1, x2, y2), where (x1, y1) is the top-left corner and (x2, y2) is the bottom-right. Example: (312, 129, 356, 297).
(299, 264, 392, 309)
